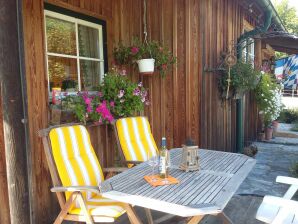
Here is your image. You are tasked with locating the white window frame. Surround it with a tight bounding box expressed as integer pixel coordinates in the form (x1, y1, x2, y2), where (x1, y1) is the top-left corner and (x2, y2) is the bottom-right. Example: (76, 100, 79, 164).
(44, 10, 104, 93)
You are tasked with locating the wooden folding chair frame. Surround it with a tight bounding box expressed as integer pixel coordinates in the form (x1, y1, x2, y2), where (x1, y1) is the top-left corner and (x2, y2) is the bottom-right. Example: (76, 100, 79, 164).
(111, 117, 157, 224)
(38, 123, 142, 224)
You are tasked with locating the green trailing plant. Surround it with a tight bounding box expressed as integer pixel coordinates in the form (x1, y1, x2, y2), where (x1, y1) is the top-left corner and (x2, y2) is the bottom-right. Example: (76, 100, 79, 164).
(219, 61, 261, 99)
(97, 68, 149, 118)
(254, 73, 282, 127)
(113, 42, 132, 65)
(113, 38, 177, 77)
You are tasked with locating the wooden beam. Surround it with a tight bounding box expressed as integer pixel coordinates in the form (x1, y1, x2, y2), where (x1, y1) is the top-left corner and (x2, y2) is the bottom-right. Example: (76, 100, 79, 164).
(0, 0, 30, 223)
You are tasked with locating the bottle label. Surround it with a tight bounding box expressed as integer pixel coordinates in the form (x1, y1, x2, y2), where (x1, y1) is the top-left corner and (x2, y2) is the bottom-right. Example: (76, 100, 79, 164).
(159, 156, 166, 174)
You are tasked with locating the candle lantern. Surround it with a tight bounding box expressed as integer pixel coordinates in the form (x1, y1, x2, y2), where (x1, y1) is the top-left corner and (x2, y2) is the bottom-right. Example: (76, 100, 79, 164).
(179, 145, 200, 172)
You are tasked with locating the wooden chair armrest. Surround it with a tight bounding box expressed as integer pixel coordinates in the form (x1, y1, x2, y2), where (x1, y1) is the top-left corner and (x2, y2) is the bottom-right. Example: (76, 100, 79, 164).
(126, 161, 143, 165)
(51, 186, 100, 194)
(102, 167, 128, 173)
(276, 176, 298, 186)
(263, 196, 298, 210)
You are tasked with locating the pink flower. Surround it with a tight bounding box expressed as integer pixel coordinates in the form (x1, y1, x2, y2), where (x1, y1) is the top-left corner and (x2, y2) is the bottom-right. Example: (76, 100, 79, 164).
(95, 102, 114, 123)
(84, 97, 92, 105)
(133, 88, 141, 96)
(131, 46, 139, 54)
(98, 92, 103, 97)
(142, 90, 148, 97)
(145, 100, 150, 106)
(138, 82, 143, 87)
(120, 69, 127, 76)
(141, 96, 146, 103)
(110, 101, 115, 107)
(86, 105, 92, 113)
(118, 90, 125, 98)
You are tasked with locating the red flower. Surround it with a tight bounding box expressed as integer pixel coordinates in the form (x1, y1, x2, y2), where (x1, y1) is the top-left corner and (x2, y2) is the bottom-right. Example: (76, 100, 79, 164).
(131, 47, 139, 54)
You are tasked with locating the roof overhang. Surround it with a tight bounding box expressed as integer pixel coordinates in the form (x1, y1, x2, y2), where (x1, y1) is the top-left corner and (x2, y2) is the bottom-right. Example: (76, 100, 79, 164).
(255, 31, 298, 54)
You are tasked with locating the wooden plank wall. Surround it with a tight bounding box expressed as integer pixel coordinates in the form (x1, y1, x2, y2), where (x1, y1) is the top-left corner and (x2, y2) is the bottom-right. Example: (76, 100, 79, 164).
(21, 0, 259, 222)
(0, 94, 10, 224)
(200, 0, 242, 151)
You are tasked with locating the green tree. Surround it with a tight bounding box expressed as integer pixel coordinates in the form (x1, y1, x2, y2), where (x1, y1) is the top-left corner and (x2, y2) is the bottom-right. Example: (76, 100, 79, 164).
(272, 0, 298, 34)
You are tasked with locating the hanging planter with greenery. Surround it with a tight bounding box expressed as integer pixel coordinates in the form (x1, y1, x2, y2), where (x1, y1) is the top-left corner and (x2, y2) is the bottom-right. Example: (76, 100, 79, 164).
(218, 61, 261, 99)
(113, 38, 176, 77)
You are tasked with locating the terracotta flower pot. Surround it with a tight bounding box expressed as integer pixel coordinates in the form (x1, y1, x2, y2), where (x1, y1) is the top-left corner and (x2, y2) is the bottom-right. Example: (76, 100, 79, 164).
(272, 120, 279, 129)
(265, 127, 273, 140)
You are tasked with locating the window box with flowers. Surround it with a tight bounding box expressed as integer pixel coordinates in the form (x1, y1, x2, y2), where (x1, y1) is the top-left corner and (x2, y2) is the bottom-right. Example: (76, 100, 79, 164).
(113, 38, 176, 77)
(60, 68, 149, 125)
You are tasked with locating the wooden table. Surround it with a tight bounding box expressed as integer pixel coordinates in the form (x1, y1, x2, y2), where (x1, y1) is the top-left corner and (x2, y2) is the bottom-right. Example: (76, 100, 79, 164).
(101, 148, 255, 224)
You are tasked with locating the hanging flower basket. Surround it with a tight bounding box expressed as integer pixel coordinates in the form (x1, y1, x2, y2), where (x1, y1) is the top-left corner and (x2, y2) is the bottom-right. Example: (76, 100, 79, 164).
(137, 58, 155, 74)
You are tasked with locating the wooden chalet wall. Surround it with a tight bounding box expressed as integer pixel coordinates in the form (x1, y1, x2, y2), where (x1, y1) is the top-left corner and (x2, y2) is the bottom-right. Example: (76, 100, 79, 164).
(21, 0, 259, 223)
(200, 0, 238, 150)
(0, 96, 10, 224)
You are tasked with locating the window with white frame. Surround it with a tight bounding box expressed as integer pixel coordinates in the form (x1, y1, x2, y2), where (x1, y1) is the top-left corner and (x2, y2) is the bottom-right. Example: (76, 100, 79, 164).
(45, 10, 105, 95)
(241, 37, 255, 66)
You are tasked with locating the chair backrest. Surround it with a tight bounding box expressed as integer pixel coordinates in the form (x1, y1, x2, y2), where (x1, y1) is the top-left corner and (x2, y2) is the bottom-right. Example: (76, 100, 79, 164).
(114, 117, 158, 164)
(40, 124, 104, 205)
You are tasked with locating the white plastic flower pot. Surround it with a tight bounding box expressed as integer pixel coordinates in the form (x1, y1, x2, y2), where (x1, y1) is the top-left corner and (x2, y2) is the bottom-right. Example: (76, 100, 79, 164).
(137, 58, 155, 74)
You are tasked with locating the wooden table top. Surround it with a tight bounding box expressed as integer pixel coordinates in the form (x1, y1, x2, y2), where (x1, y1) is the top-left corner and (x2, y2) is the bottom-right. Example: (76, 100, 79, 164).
(101, 148, 255, 217)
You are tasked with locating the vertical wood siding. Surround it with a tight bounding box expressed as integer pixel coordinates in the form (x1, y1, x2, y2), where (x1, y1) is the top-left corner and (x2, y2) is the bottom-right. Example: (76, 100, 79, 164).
(200, 0, 244, 151)
(19, 0, 259, 222)
(0, 93, 10, 224)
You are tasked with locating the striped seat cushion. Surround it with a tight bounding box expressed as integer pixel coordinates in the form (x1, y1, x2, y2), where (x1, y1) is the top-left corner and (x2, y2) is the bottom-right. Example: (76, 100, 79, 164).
(49, 125, 104, 201)
(70, 195, 126, 218)
(116, 117, 158, 163)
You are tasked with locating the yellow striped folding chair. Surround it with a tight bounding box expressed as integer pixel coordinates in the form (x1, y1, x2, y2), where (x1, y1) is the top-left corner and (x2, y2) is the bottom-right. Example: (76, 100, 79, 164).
(39, 124, 141, 224)
(113, 116, 158, 167)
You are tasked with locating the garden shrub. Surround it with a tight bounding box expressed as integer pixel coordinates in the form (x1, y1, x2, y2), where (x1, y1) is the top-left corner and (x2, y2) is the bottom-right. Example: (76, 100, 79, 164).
(278, 108, 298, 123)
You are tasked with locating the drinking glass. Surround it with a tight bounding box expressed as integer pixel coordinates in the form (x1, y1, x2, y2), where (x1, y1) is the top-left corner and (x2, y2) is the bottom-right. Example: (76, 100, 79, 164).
(147, 151, 159, 182)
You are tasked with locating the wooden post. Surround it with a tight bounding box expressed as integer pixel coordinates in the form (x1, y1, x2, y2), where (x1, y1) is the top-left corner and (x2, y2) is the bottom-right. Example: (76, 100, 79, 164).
(0, 0, 30, 224)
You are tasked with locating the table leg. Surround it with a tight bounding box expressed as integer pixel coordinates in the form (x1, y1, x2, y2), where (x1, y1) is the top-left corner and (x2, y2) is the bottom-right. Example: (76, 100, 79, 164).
(187, 215, 204, 224)
(217, 212, 233, 224)
(123, 204, 143, 224)
(145, 208, 154, 224)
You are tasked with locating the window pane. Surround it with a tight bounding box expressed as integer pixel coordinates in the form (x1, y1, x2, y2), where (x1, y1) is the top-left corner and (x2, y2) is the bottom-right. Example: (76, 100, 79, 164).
(46, 16, 76, 55)
(48, 56, 78, 91)
(80, 60, 101, 91)
(78, 24, 100, 59)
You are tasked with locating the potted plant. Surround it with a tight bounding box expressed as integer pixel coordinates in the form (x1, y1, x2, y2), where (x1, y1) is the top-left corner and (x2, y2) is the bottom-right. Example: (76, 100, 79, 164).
(218, 61, 261, 99)
(61, 68, 150, 123)
(97, 67, 149, 118)
(265, 126, 273, 140)
(113, 38, 176, 77)
(254, 73, 282, 139)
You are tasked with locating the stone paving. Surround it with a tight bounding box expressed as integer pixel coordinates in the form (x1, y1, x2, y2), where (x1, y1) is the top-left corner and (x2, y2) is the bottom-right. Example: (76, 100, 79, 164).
(112, 124, 298, 224)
